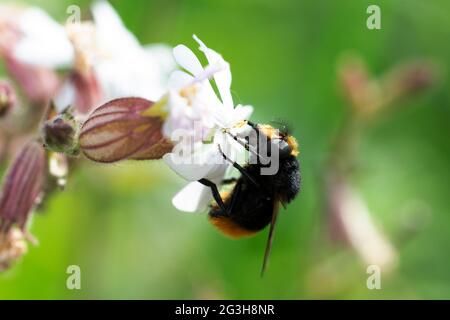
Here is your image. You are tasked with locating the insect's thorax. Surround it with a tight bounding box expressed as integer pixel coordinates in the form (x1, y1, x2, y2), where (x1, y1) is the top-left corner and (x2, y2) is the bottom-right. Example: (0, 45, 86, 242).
(208, 155, 300, 237)
(247, 155, 300, 202)
(271, 155, 301, 204)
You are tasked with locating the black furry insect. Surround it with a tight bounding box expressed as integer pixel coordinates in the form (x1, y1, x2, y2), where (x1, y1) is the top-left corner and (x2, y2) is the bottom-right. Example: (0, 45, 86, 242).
(199, 121, 301, 276)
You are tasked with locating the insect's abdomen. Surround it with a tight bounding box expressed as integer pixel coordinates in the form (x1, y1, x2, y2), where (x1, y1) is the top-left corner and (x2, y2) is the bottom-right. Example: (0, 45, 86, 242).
(208, 215, 258, 239)
(208, 179, 274, 238)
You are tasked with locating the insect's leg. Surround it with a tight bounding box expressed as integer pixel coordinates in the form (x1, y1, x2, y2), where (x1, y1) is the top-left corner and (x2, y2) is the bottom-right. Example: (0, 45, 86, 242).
(198, 178, 229, 215)
(218, 145, 260, 188)
(222, 177, 237, 185)
(227, 180, 242, 213)
(225, 132, 249, 152)
(246, 121, 259, 131)
(225, 129, 255, 152)
(225, 127, 270, 165)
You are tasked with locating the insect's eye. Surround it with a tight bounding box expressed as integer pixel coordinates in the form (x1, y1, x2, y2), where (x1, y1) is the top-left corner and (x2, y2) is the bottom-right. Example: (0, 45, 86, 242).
(273, 139, 291, 159)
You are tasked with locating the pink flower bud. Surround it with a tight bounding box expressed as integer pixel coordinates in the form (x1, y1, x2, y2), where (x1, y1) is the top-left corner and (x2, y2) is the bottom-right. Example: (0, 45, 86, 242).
(338, 56, 381, 116)
(0, 141, 46, 233)
(0, 80, 16, 117)
(79, 97, 172, 163)
(0, 141, 46, 270)
(383, 60, 437, 101)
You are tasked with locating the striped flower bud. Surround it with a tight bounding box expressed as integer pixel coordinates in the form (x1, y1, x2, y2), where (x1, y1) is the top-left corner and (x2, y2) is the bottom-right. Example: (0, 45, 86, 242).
(0, 141, 46, 270)
(42, 109, 80, 156)
(79, 97, 172, 163)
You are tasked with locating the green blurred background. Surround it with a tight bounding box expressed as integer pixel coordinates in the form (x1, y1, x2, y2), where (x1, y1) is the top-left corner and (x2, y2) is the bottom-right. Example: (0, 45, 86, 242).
(1, 0, 450, 299)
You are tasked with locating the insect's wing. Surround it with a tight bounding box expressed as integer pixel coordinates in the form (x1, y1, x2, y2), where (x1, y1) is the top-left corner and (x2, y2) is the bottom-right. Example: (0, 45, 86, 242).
(79, 97, 172, 163)
(261, 199, 281, 277)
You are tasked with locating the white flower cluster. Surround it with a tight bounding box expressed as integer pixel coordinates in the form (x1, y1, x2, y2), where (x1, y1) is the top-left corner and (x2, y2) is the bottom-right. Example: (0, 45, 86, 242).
(1, 1, 255, 213)
(2, 1, 174, 113)
(162, 35, 254, 212)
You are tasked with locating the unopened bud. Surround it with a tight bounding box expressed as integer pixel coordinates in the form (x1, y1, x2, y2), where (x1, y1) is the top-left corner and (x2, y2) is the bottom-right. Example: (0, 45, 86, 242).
(0, 81, 16, 117)
(383, 60, 437, 102)
(0, 141, 45, 270)
(0, 141, 46, 232)
(42, 110, 80, 156)
(79, 97, 172, 163)
(338, 55, 382, 116)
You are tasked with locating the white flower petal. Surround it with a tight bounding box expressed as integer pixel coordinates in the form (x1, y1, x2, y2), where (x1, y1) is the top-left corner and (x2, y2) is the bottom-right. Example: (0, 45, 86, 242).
(14, 8, 74, 68)
(162, 145, 227, 182)
(93, 55, 166, 101)
(145, 44, 176, 76)
(164, 36, 256, 211)
(172, 181, 212, 213)
(168, 70, 194, 90)
(172, 44, 204, 76)
(53, 80, 76, 112)
(88, 2, 175, 102)
(193, 35, 233, 109)
(163, 153, 211, 181)
(91, 0, 141, 55)
(232, 104, 253, 122)
(212, 130, 248, 165)
(166, 141, 228, 178)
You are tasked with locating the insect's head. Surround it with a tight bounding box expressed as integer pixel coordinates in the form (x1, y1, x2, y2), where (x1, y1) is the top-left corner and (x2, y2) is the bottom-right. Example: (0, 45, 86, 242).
(253, 122, 299, 159)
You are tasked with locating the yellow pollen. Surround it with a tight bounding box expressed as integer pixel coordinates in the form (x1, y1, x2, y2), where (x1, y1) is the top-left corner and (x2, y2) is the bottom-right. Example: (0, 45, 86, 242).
(287, 135, 299, 156)
(179, 85, 198, 106)
(233, 120, 248, 129)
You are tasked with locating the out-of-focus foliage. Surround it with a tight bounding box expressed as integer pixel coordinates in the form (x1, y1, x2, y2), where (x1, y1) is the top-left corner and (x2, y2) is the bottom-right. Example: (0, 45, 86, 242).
(0, 0, 449, 299)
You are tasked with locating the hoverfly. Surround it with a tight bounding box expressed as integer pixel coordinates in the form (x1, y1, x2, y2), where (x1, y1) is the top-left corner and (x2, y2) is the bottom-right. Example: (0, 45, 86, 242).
(79, 98, 300, 275)
(198, 120, 300, 275)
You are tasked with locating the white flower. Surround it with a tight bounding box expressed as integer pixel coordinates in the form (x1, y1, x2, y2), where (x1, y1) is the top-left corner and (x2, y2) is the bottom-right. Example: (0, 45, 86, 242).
(11, 6, 74, 68)
(162, 35, 253, 212)
(0, 6, 62, 103)
(10, 1, 175, 112)
(88, 1, 175, 103)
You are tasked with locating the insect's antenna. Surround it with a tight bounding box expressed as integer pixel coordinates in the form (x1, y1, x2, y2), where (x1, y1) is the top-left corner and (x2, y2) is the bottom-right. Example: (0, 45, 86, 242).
(224, 131, 271, 164)
(213, 118, 258, 156)
(261, 201, 281, 277)
(225, 131, 257, 155)
(213, 118, 270, 163)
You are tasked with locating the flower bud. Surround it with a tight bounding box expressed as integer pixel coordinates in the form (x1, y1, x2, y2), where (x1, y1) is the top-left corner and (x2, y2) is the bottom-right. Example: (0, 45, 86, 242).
(79, 97, 172, 163)
(0, 141, 46, 232)
(338, 55, 382, 116)
(42, 109, 80, 156)
(0, 81, 16, 117)
(383, 60, 437, 103)
(0, 141, 46, 270)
